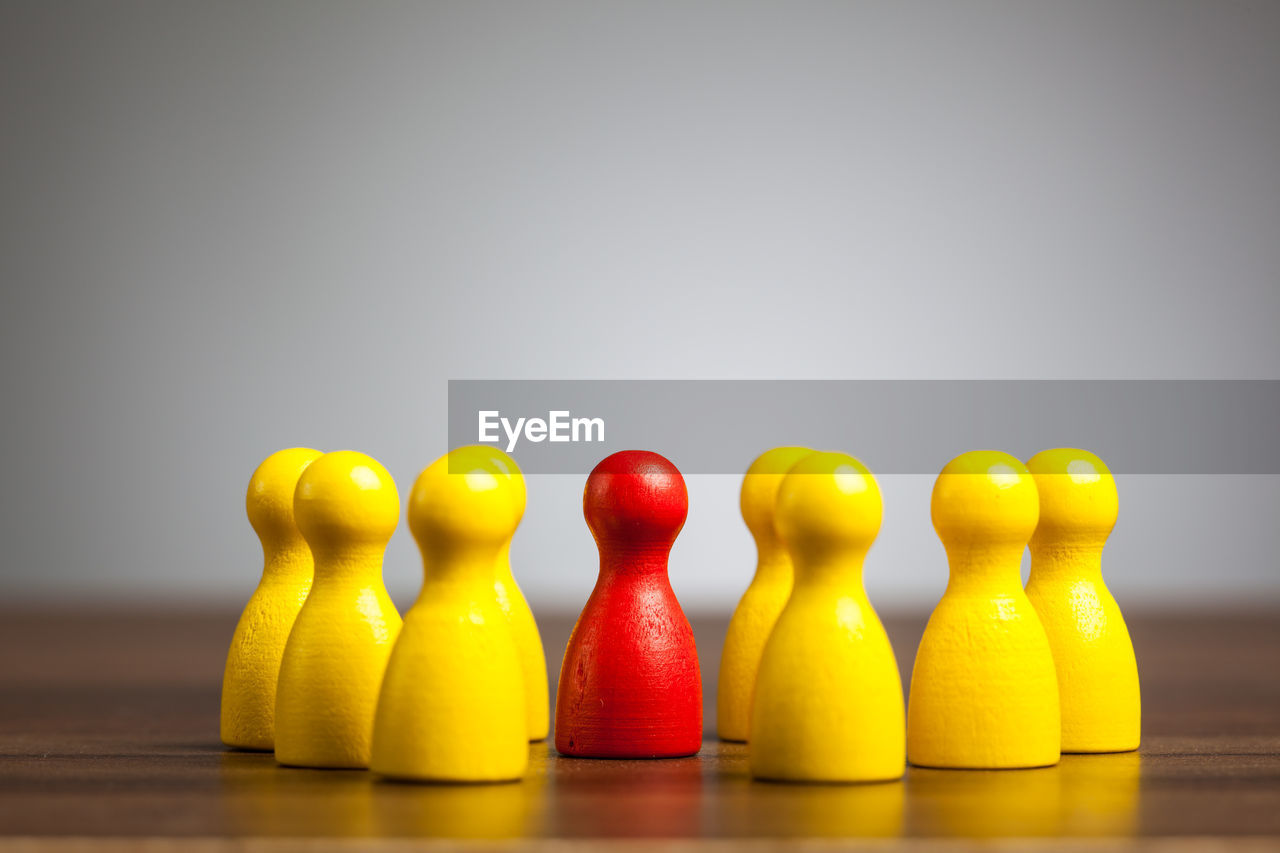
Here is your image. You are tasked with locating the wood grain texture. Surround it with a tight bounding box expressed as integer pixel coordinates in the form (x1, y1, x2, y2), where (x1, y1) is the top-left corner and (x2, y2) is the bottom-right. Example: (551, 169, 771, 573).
(0, 606, 1277, 849)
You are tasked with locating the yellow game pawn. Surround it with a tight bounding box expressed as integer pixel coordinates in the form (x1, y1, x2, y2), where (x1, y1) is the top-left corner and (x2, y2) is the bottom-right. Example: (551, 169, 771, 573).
(907, 451, 1060, 769)
(717, 446, 813, 743)
(1026, 448, 1140, 753)
(221, 447, 323, 750)
(370, 447, 528, 782)
(749, 452, 904, 782)
(274, 451, 403, 769)
(464, 446, 548, 742)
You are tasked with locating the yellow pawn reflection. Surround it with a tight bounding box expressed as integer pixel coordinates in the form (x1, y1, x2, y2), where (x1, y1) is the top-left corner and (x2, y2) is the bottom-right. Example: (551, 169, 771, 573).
(908, 766, 1063, 837)
(1026, 448, 1140, 753)
(371, 447, 528, 782)
(219, 752, 377, 836)
(1057, 751, 1141, 836)
(907, 451, 1060, 769)
(718, 446, 814, 742)
(907, 752, 1140, 838)
(274, 451, 403, 769)
(461, 445, 549, 742)
(222, 447, 323, 750)
(373, 778, 536, 838)
(750, 452, 905, 783)
(747, 779, 904, 838)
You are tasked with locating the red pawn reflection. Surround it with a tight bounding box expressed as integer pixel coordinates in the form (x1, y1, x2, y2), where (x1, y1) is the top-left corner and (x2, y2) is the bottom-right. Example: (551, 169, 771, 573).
(555, 450, 702, 758)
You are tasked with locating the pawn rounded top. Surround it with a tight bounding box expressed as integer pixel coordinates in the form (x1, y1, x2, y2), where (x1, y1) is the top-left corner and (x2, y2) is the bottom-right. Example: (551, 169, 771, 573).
(293, 450, 400, 549)
(931, 450, 1039, 546)
(454, 445, 527, 519)
(583, 450, 688, 546)
(740, 447, 814, 545)
(246, 447, 324, 541)
(775, 451, 883, 559)
(1027, 447, 1118, 542)
(409, 446, 524, 551)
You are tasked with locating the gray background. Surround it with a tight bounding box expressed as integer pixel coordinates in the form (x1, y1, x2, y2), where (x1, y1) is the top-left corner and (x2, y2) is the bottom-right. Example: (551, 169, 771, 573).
(2, 1, 1277, 613)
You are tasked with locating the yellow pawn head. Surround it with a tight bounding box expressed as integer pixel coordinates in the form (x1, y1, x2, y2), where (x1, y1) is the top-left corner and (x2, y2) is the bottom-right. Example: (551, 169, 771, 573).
(741, 446, 814, 551)
(246, 447, 324, 549)
(451, 445, 528, 557)
(932, 450, 1039, 553)
(471, 444, 528, 517)
(776, 451, 883, 566)
(1028, 448, 1118, 547)
(409, 446, 524, 568)
(294, 451, 400, 556)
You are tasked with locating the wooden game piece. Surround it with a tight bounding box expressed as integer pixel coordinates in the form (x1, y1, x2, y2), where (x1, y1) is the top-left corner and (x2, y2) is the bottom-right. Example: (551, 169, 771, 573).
(274, 450, 403, 769)
(749, 451, 905, 782)
(221, 447, 324, 751)
(907, 450, 1060, 769)
(463, 445, 549, 742)
(716, 446, 814, 743)
(1026, 448, 1140, 753)
(370, 447, 529, 782)
(554, 450, 702, 758)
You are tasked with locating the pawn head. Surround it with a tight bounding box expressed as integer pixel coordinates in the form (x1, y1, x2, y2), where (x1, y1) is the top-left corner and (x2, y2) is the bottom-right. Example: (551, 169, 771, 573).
(583, 450, 688, 547)
(455, 445, 528, 521)
(775, 451, 883, 562)
(740, 446, 814, 548)
(409, 446, 524, 560)
(293, 450, 400, 551)
(1028, 447, 1118, 544)
(246, 447, 324, 544)
(931, 450, 1039, 548)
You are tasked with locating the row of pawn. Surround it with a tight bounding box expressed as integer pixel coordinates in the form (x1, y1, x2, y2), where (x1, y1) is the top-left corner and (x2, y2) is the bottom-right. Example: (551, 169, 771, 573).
(723, 447, 1141, 782)
(222, 446, 546, 781)
(222, 443, 1139, 784)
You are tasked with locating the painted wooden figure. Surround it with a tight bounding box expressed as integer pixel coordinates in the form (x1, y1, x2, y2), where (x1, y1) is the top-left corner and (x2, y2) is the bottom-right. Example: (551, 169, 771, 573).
(907, 450, 1060, 769)
(274, 451, 403, 769)
(717, 446, 813, 742)
(750, 451, 905, 782)
(555, 450, 702, 758)
(221, 447, 323, 751)
(1026, 448, 1140, 753)
(371, 446, 528, 782)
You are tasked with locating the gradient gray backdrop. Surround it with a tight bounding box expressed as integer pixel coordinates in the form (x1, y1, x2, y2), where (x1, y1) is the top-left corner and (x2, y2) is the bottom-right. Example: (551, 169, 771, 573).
(2, 1, 1277, 612)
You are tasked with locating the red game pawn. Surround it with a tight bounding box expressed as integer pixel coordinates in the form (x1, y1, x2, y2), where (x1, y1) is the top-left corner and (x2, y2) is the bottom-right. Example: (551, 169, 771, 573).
(555, 450, 703, 758)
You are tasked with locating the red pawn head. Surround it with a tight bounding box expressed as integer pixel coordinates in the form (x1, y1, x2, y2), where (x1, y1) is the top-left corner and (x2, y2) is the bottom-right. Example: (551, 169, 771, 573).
(584, 450, 688, 551)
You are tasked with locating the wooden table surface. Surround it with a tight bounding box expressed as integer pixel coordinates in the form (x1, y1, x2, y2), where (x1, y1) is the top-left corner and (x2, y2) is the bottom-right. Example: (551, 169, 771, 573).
(0, 606, 1277, 850)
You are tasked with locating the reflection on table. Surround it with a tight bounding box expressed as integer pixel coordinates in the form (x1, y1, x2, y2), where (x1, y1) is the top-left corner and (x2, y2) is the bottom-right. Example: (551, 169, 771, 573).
(217, 740, 1139, 839)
